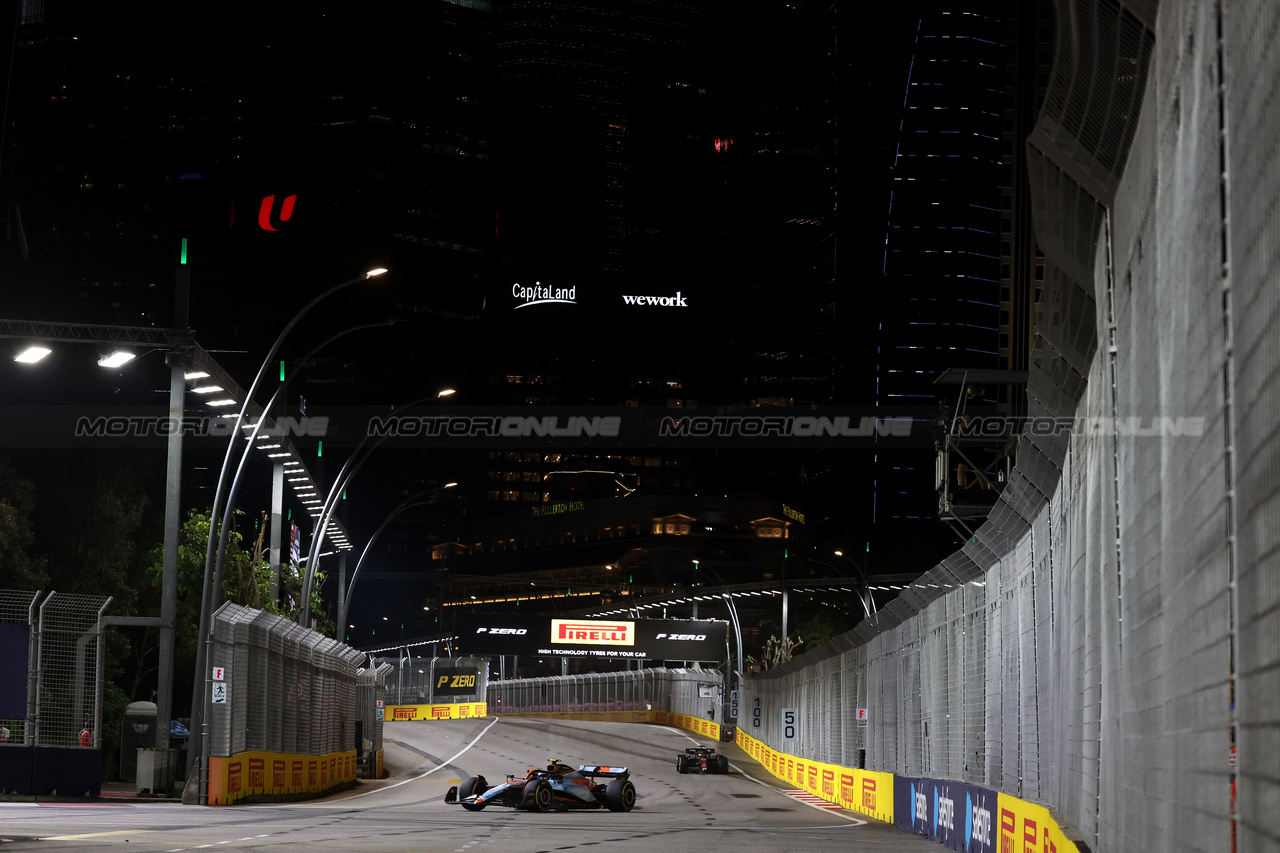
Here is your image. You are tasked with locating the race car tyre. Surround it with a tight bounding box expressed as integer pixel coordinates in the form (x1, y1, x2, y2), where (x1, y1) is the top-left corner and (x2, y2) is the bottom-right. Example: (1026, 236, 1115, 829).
(524, 779, 553, 812)
(716, 755, 729, 774)
(458, 775, 488, 811)
(605, 778, 637, 812)
(676, 755, 687, 774)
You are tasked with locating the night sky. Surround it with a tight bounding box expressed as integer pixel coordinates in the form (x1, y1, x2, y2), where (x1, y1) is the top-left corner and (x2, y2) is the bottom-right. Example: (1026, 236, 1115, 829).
(0, 1, 973, 651)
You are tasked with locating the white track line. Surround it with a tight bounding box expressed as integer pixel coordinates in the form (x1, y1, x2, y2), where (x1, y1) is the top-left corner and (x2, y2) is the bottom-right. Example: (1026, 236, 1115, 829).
(276, 716, 503, 806)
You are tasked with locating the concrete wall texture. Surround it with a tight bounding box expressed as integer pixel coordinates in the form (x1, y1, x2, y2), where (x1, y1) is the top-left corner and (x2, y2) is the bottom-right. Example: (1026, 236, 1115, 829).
(742, 2, 1278, 850)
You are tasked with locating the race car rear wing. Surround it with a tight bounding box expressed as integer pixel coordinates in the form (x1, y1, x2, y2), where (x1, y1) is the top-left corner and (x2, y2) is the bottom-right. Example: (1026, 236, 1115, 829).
(579, 765, 629, 778)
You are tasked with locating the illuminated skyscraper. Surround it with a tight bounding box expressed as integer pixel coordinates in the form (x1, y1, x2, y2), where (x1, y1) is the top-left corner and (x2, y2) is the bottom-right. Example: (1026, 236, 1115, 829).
(862, 2, 1048, 563)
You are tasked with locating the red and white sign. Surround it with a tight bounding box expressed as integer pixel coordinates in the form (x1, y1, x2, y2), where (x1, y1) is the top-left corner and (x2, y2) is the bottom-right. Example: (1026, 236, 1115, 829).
(856, 708, 868, 721)
(212, 667, 225, 681)
(550, 619, 635, 647)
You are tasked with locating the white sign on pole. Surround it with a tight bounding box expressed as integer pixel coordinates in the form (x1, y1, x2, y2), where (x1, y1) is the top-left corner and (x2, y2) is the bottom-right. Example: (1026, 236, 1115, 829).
(782, 707, 799, 741)
(212, 667, 225, 681)
(856, 707, 868, 721)
(212, 682, 228, 704)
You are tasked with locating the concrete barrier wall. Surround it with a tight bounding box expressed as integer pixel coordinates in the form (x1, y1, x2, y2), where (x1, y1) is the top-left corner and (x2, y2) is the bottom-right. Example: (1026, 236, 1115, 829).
(206, 604, 364, 804)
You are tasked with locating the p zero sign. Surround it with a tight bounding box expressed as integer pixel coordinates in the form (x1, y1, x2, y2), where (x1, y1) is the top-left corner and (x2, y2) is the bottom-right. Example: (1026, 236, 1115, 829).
(455, 616, 727, 662)
(431, 667, 479, 697)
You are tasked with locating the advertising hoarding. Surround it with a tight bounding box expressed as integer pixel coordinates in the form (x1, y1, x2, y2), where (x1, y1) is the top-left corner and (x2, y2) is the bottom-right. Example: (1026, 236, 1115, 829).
(453, 615, 727, 661)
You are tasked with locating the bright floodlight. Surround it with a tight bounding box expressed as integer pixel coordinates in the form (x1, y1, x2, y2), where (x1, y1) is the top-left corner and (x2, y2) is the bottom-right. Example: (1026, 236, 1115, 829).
(365, 268, 388, 278)
(444, 482, 458, 488)
(14, 346, 52, 364)
(206, 398, 237, 407)
(98, 351, 136, 368)
(190, 385, 224, 394)
(437, 388, 456, 397)
(184, 370, 210, 380)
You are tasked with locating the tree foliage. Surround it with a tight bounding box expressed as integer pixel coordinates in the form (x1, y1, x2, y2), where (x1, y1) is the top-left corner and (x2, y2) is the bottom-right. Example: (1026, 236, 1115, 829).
(145, 508, 334, 649)
(0, 457, 48, 590)
(759, 633, 803, 669)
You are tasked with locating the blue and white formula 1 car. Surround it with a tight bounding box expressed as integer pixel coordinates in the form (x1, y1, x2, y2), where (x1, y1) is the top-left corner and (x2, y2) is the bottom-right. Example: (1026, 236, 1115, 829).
(445, 759, 637, 813)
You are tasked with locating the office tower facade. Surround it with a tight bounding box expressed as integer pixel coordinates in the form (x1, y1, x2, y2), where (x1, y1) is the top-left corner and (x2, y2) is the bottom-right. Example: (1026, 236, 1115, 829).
(871, 3, 1009, 563)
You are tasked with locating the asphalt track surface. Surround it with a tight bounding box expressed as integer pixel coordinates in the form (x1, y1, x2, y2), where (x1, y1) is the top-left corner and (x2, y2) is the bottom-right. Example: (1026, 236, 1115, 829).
(0, 717, 942, 852)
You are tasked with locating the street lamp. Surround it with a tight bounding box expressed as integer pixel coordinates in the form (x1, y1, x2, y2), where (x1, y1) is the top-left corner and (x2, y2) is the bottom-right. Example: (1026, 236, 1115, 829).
(690, 559, 744, 727)
(831, 549, 878, 619)
(337, 483, 458, 631)
(206, 317, 396, 627)
(13, 345, 51, 363)
(191, 267, 386, 804)
(297, 388, 456, 627)
(97, 350, 137, 368)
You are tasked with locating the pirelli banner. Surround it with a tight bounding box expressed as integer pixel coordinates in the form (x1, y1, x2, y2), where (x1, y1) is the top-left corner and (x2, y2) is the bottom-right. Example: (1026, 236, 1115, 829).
(207, 749, 357, 805)
(454, 616, 728, 662)
(653, 710, 720, 741)
(385, 702, 487, 722)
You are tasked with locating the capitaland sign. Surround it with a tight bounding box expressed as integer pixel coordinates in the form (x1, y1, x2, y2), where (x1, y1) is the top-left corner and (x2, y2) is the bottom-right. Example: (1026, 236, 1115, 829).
(550, 619, 635, 647)
(621, 291, 688, 307)
(514, 281, 576, 308)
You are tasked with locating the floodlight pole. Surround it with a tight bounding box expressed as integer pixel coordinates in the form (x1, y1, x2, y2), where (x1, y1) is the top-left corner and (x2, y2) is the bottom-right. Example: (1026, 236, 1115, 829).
(150, 262, 192, 765)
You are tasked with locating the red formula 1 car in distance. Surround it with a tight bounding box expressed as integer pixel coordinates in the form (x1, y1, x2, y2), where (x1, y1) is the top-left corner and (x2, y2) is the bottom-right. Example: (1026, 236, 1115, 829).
(676, 746, 729, 774)
(445, 759, 637, 812)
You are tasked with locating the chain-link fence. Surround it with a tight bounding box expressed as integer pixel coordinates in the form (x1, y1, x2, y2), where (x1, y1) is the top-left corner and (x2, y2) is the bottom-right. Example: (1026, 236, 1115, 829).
(355, 663, 391, 777)
(739, 2, 1280, 850)
(377, 655, 489, 705)
(0, 589, 40, 746)
(207, 603, 363, 760)
(34, 593, 112, 748)
(487, 667, 721, 719)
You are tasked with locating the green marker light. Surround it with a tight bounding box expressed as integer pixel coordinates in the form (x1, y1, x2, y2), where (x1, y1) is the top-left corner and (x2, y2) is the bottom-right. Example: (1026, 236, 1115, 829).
(180, 237, 188, 265)
(280, 360, 286, 382)
(317, 441, 323, 458)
